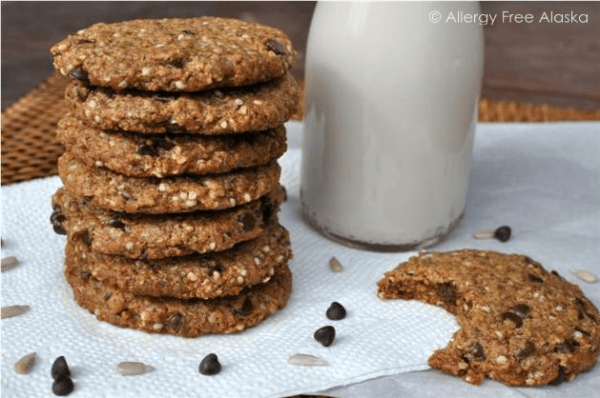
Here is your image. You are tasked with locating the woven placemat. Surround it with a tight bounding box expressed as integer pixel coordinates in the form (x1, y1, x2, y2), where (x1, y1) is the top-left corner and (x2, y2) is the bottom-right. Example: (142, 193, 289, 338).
(2, 74, 600, 185)
(2, 74, 67, 185)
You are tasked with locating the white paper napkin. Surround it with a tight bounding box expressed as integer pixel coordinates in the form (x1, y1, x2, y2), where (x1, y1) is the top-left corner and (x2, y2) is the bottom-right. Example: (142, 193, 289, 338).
(2, 121, 599, 398)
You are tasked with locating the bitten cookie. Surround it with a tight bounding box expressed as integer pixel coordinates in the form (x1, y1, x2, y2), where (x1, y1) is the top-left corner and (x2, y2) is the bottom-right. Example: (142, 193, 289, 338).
(65, 260, 293, 337)
(377, 250, 600, 386)
(65, 74, 297, 135)
(51, 17, 297, 92)
(57, 112, 287, 177)
(58, 152, 281, 214)
(52, 186, 283, 259)
(66, 222, 292, 299)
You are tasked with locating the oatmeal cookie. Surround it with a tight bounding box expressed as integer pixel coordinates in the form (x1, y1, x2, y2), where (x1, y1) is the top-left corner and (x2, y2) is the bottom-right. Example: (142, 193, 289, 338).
(51, 186, 283, 259)
(377, 249, 600, 386)
(64, 74, 297, 135)
(66, 222, 292, 299)
(51, 17, 297, 92)
(57, 112, 287, 177)
(57, 152, 281, 214)
(64, 259, 293, 337)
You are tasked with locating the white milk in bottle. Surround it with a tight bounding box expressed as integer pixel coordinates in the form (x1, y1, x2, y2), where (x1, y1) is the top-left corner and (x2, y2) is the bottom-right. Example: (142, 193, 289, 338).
(301, 2, 484, 250)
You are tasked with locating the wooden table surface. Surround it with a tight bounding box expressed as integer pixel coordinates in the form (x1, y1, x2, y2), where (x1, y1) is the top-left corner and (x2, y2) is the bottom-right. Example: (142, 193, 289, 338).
(2, 1, 599, 111)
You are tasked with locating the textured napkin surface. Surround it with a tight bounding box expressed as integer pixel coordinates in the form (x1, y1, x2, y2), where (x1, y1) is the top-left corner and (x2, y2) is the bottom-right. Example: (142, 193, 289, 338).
(1, 122, 457, 398)
(2, 121, 600, 398)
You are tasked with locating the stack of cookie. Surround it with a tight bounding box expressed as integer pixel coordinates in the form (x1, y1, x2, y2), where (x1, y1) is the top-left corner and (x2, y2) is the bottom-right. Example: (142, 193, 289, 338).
(49, 17, 298, 337)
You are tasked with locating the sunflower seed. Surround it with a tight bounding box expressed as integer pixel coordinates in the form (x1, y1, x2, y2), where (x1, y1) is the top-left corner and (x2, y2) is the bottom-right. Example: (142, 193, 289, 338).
(1, 256, 19, 272)
(14, 352, 37, 374)
(116, 361, 154, 376)
(288, 353, 328, 366)
(473, 228, 495, 239)
(473, 226, 512, 242)
(1, 305, 30, 319)
(570, 269, 597, 284)
(329, 256, 343, 273)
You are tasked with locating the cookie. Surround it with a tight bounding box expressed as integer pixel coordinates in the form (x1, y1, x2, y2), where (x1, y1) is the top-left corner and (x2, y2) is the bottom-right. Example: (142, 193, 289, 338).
(377, 250, 600, 386)
(57, 112, 287, 177)
(64, 259, 293, 337)
(52, 186, 283, 259)
(66, 222, 292, 299)
(57, 152, 281, 214)
(65, 74, 298, 135)
(51, 17, 297, 92)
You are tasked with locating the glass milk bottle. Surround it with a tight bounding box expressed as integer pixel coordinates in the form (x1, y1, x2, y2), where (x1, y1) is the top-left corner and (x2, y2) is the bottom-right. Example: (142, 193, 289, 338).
(301, 2, 484, 251)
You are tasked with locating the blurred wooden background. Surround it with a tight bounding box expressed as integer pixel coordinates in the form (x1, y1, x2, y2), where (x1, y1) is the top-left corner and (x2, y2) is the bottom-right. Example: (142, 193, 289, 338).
(2, 1, 599, 111)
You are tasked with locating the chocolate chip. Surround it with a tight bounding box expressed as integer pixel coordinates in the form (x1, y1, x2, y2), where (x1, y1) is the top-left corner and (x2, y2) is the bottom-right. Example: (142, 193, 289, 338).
(555, 339, 579, 353)
(465, 342, 485, 361)
(79, 272, 91, 280)
(76, 230, 92, 247)
(527, 273, 544, 283)
(326, 302, 346, 320)
(157, 137, 175, 150)
(164, 122, 186, 134)
(199, 353, 221, 376)
(574, 297, 586, 308)
(500, 311, 523, 327)
(168, 314, 183, 331)
(266, 38, 288, 55)
(180, 29, 195, 36)
(50, 206, 67, 235)
(69, 67, 89, 85)
(137, 144, 159, 157)
(137, 136, 175, 156)
(234, 297, 253, 316)
(51, 356, 71, 379)
(493, 225, 511, 242)
(314, 325, 336, 347)
(513, 303, 531, 318)
(437, 282, 458, 306)
(52, 374, 74, 396)
(238, 213, 256, 231)
(259, 196, 276, 223)
(201, 258, 224, 275)
(551, 270, 562, 278)
(549, 366, 566, 386)
(168, 57, 185, 68)
(516, 341, 536, 359)
(573, 297, 598, 323)
(107, 219, 126, 230)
